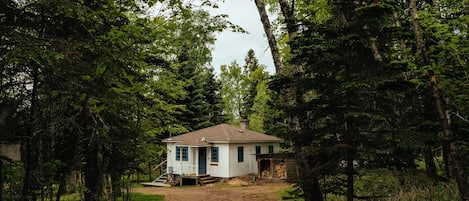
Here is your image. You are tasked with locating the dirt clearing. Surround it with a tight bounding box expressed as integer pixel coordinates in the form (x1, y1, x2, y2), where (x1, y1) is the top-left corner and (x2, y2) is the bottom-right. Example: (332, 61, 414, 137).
(132, 179, 292, 201)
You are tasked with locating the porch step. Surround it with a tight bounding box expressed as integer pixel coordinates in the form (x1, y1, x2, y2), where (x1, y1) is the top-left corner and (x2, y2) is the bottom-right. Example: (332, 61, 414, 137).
(198, 174, 218, 185)
(154, 175, 167, 183)
(142, 182, 171, 187)
(152, 173, 168, 183)
(143, 171, 171, 187)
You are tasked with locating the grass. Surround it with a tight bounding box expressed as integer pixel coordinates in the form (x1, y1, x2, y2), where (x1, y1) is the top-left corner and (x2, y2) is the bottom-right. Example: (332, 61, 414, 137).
(277, 184, 304, 201)
(276, 169, 459, 201)
(52, 192, 164, 201)
(117, 193, 164, 201)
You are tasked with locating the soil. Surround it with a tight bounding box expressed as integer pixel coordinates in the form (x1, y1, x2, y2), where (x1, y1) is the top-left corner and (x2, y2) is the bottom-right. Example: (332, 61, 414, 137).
(132, 177, 291, 201)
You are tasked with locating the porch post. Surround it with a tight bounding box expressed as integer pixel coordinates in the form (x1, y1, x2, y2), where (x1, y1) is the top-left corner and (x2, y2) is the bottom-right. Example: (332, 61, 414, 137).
(270, 159, 274, 179)
(196, 147, 198, 176)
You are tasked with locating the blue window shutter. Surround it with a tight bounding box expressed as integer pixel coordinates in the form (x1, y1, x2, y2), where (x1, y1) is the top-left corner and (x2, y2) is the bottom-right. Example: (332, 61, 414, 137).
(176, 146, 180, 161)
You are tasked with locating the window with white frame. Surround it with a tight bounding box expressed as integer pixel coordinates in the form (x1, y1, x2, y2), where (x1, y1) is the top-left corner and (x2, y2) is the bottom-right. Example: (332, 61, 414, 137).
(176, 146, 188, 161)
(211, 147, 219, 162)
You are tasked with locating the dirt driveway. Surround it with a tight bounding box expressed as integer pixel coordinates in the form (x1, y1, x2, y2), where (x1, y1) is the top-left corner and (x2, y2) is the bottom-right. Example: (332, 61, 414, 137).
(132, 179, 292, 201)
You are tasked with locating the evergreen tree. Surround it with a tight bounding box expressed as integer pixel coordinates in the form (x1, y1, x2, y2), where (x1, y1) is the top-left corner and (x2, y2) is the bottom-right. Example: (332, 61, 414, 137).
(173, 9, 228, 131)
(0, 1, 232, 200)
(219, 61, 247, 124)
(202, 67, 227, 125)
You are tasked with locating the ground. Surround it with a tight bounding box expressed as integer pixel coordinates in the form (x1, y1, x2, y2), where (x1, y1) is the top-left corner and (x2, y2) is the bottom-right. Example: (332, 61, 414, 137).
(132, 177, 293, 201)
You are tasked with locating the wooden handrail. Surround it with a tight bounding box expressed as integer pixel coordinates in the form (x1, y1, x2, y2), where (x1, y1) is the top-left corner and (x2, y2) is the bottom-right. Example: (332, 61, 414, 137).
(152, 159, 167, 171)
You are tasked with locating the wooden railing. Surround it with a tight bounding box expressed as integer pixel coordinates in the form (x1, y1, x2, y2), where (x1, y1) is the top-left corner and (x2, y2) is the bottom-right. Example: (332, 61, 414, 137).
(153, 159, 167, 171)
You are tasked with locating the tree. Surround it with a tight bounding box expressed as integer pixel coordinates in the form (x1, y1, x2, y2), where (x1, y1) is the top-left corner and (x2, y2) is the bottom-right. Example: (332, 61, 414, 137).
(219, 61, 247, 124)
(201, 67, 227, 126)
(1, 1, 230, 200)
(243, 50, 270, 132)
(409, 0, 469, 198)
(171, 8, 230, 131)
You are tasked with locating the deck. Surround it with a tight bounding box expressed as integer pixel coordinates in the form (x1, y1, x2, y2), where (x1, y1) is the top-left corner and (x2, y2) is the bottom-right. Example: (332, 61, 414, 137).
(141, 182, 171, 187)
(178, 174, 218, 186)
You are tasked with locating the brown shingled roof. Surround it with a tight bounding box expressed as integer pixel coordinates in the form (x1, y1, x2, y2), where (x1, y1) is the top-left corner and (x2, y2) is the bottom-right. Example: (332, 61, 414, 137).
(162, 124, 282, 146)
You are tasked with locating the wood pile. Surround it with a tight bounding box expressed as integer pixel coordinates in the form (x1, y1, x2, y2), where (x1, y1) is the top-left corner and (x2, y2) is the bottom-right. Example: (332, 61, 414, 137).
(274, 161, 286, 178)
(261, 169, 270, 178)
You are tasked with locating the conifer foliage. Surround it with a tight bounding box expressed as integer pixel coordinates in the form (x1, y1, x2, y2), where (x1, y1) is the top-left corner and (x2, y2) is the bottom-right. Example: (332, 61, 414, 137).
(258, 0, 469, 200)
(0, 1, 230, 200)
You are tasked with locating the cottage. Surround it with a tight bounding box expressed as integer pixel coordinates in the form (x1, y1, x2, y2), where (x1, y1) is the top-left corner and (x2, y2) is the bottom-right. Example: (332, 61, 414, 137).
(162, 122, 283, 179)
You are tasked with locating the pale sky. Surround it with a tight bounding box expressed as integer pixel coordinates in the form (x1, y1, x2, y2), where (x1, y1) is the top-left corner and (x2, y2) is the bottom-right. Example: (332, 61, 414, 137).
(209, 0, 275, 74)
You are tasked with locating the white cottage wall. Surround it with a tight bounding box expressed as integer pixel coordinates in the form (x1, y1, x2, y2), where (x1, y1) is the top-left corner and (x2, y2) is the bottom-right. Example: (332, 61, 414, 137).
(206, 144, 229, 177)
(166, 143, 196, 175)
(227, 144, 255, 177)
(166, 142, 281, 178)
(257, 143, 281, 154)
(227, 143, 281, 178)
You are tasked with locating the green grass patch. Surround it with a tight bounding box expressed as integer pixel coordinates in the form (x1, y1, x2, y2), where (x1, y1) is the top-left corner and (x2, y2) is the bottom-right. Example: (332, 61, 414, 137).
(117, 193, 164, 201)
(46, 192, 164, 201)
(278, 184, 304, 201)
(278, 169, 459, 201)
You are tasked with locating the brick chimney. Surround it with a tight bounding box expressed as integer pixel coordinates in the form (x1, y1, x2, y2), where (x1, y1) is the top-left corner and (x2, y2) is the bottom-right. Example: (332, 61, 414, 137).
(240, 118, 249, 130)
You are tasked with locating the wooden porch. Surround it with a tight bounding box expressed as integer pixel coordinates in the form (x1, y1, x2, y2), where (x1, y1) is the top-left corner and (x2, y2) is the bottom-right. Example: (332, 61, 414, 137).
(179, 174, 218, 186)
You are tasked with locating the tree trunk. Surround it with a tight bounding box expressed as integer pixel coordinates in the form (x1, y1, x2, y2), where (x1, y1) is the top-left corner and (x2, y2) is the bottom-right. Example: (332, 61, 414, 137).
(410, 0, 469, 199)
(442, 141, 452, 177)
(409, 0, 430, 64)
(148, 162, 152, 181)
(0, 160, 3, 201)
(254, 0, 283, 75)
(344, 4, 354, 197)
(423, 146, 439, 180)
(111, 171, 122, 201)
(279, 0, 296, 41)
(368, 35, 383, 61)
(302, 176, 323, 201)
(68, 170, 78, 193)
(427, 72, 469, 200)
(22, 64, 39, 201)
(84, 130, 102, 201)
(392, 12, 408, 60)
(344, 109, 354, 201)
(55, 176, 67, 201)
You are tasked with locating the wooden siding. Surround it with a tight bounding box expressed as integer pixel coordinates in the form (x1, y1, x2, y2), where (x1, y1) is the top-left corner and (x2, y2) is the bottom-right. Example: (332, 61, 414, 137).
(257, 153, 298, 182)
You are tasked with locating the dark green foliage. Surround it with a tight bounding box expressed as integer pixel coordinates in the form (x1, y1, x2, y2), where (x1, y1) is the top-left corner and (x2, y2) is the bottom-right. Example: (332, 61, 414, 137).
(172, 9, 227, 132)
(266, 0, 469, 199)
(0, 0, 229, 200)
(175, 52, 226, 131)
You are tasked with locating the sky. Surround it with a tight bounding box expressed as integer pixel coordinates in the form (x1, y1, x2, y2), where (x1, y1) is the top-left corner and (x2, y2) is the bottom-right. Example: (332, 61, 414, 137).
(208, 0, 275, 74)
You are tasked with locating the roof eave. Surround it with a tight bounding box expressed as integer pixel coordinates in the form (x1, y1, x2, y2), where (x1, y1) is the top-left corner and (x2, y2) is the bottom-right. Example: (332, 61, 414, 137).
(162, 139, 184, 143)
(209, 140, 283, 144)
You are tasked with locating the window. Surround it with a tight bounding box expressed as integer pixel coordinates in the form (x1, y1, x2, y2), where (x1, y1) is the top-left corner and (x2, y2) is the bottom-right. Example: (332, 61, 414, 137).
(237, 146, 244, 162)
(268, 145, 274, 154)
(176, 146, 180, 161)
(255, 146, 261, 155)
(176, 146, 188, 161)
(181, 147, 188, 161)
(211, 147, 219, 162)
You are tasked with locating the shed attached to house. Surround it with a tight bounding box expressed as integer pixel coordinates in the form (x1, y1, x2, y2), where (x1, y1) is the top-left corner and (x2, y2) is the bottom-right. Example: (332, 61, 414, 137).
(162, 123, 283, 178)
(257, 153, 298, 182)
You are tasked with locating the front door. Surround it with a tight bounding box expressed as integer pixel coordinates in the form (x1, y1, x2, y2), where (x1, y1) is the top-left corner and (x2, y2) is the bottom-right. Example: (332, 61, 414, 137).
(198, 147, 207, 174)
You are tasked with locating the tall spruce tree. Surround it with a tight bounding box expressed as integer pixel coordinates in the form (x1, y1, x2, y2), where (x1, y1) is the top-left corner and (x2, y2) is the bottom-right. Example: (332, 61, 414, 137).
(0, 1, 232, 200)
(269, 0, 411, 200)
(173, 9, 227, 131)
